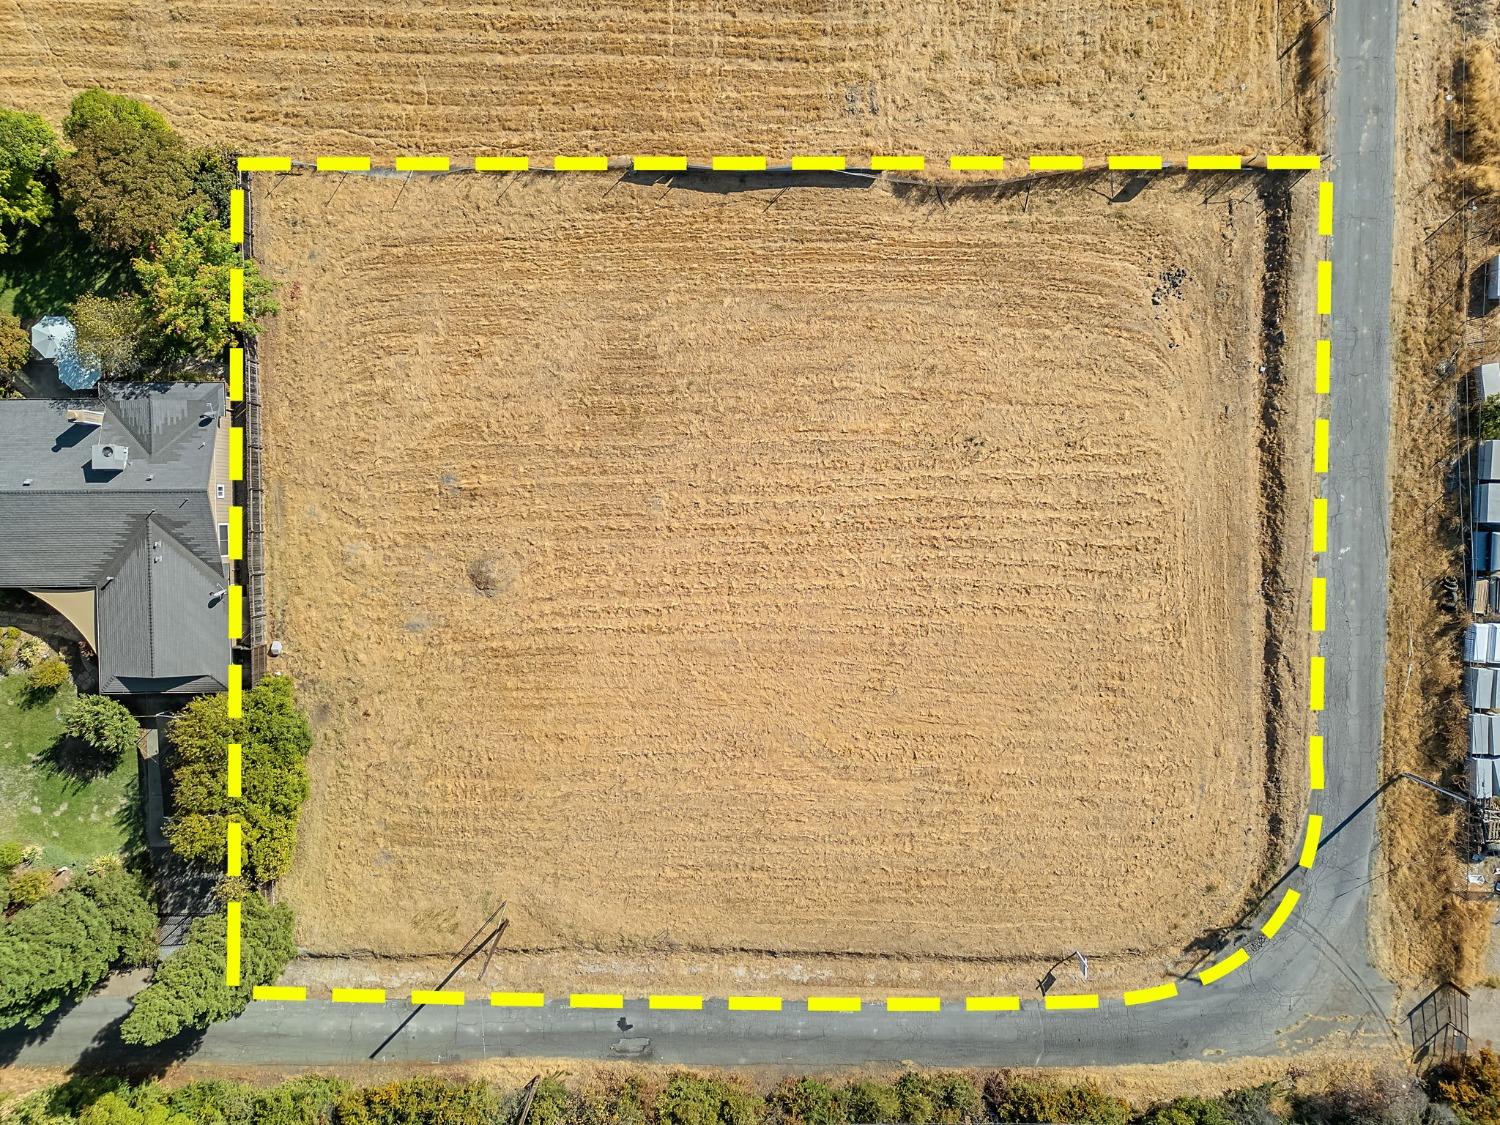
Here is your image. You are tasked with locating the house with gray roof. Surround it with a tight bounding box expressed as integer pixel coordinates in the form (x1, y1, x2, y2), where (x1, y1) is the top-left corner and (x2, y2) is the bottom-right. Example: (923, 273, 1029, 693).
(0, 382, 232, 695)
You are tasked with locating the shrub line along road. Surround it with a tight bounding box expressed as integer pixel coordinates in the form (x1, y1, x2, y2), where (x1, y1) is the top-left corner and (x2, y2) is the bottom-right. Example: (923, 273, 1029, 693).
(0, 0, 1402, 1067)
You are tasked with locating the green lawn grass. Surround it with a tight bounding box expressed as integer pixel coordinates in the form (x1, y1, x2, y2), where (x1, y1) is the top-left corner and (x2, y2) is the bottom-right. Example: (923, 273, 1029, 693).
(0, 675, 136, 867)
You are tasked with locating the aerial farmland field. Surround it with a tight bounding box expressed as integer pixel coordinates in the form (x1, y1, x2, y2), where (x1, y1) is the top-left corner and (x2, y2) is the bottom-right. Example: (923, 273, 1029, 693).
(249, 172, 1314, 999)
(0, 0, 1317, 159)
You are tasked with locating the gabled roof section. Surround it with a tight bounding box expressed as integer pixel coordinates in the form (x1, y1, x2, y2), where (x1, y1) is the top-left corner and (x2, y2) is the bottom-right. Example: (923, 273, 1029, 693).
(96, 515, 228, 695)
(99, 382, 223, 456)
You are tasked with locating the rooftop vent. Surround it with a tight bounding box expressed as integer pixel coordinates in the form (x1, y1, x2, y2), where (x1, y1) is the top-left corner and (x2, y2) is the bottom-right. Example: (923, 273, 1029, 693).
(91, 443, 129, 472)
(67, 409, 105, 427)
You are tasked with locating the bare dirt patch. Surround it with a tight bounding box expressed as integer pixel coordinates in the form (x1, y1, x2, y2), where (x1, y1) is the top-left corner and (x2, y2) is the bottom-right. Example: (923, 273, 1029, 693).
(253, 172, 1303, 994)
(0, 1, 1318, 157)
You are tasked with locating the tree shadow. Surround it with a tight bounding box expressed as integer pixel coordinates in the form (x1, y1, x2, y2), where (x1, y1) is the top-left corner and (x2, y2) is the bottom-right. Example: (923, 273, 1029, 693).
(38, 730, 119, 786)
(0, 212, 130, 320)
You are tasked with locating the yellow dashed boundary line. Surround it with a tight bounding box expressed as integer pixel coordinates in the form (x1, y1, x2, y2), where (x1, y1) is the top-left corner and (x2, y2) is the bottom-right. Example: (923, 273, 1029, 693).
(1122, 982, 1177, 1006)
(1198, 948, 1249, 985)
(1300, 815, 1324, 868)
(649, 995, 704, 1010)
(412, 989, 465, 1005)
(569, 993, 624, 1009)
(225, 901, 241, 987)
(333, 988, 387, 1004)
(233, 165, 1335, 1015)
(227, 585, 242, 641)
(553, 156, 608, 172)
(1260, 889, 1301, 939)
(949, 155, 1005, 171)
(253, 985, 307, 1002)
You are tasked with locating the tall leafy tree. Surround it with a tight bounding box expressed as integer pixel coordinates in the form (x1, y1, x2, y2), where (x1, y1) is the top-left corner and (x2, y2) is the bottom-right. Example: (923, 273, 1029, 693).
(71, 294, 147, 379)
(65, 694, 139, 762)
(0, 869, 157, 1030)
(0, 309, 30, 393)
(134, 210, 277, 360)
(58, 89, 193, 253)
(119, 892, 295, 1046)
(0, 107, 59, 254)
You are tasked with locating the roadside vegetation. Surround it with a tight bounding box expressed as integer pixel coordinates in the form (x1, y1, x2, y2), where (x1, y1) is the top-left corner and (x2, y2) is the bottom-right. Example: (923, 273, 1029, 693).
(0, 1063, 1467, 1125)
(0, 87, 275, 395)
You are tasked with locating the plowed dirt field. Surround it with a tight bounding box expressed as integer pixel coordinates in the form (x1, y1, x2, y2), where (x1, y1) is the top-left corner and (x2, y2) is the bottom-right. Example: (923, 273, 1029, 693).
(254, 172, 1307, 994)
(0, 0, 1317, 157)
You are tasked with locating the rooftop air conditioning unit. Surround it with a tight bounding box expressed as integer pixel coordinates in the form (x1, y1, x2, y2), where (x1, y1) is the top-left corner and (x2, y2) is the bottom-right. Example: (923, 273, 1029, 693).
(91, 443, 129, 472)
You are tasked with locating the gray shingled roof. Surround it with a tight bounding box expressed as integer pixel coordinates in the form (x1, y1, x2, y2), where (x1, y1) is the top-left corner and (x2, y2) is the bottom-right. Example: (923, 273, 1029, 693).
(0, 383, 229, 694)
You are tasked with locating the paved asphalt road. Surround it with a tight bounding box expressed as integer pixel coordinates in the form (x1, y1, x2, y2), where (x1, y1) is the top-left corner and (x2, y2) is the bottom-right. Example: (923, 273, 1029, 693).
(0, 2, 1403, 1070)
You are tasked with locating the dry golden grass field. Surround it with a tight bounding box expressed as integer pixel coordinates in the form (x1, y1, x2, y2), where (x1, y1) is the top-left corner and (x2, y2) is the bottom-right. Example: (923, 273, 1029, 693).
(253, 172, 1311, 996)
(0, 0, 1317, 158)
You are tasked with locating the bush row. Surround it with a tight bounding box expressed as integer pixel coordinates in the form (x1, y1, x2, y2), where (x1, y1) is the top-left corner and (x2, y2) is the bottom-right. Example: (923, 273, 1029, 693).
(8, 1061, 1480, 1125)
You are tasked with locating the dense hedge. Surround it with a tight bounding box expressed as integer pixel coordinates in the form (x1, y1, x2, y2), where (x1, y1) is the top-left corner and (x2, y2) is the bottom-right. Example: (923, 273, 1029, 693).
(164, 675, 311, 883)
(3, 1064, 1466, 1125)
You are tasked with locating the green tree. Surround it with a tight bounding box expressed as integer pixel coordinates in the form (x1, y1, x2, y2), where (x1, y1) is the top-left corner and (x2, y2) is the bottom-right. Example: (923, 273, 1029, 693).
(58, 89, 193, 253)
(8, 867, 52, 908)
(0, 309, 31, 386)
(71, 294, 147, 379)
(65, 694, 139, 762)
(0, 868, 157, 1029)
(134, 209, 276, 360)
(25, 656, 71, 695)
(0, 108, 59, 254)
(119, 891, 295, 1045)
(165, 675, 310, 881)
(332, 1078, 501, 1125)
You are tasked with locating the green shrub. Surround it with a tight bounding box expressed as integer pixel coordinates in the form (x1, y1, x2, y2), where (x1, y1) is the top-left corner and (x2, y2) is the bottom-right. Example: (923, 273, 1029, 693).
(65, 694, 139, 761)
(1435, 1048, 1500, 1125)
(657, 1074, 763, 1125)
(0, 840, 23, 871)
(892, 1073, 979, 1125)
(1136, 1096, 1238, 1125)
(575, 1077, 649, 1125)
(26, 656, 71, 695)
(78, 1089, 192, 1125)
(842, 1083, 901, 1125)
(332, 1077, 500, 1125)
(165, 675, 311, 881)
(530, 1076, 575, 1125)
(981, 1073, 1130, 1125)
(770, 1078, 847, 1125)
(17, 636, 46, 668)
(0, 625, 20, 670)
(8, 867, 52, 908)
